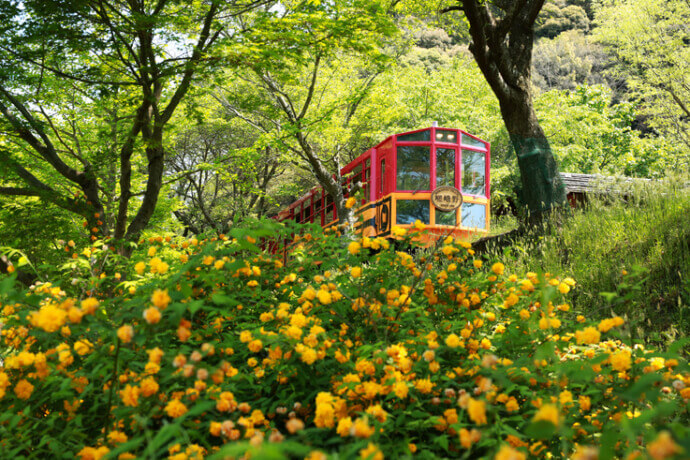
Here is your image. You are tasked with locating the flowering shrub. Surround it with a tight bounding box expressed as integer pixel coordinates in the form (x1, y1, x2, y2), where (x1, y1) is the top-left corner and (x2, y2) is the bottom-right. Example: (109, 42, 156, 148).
(0, 220, 689, 459)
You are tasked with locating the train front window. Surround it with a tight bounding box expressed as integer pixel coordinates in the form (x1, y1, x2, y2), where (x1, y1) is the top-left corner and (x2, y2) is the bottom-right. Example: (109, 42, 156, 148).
(462, 134, 485, 149)
(397, 129, 430, 142)
(435, 130, 457, 143)
(436, 148, 455, 188)
(461, 203, 486, 229)
(396, 199, 430, 225)
(462, 150, 486, 196)
(436, 209, 457, 226)
(396, 145, 430, 191)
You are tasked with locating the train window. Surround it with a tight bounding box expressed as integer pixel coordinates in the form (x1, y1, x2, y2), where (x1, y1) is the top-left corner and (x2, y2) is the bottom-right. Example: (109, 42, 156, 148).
(461, 203, 486, 229)
(325, 195, 334, 219)
(436, 209, 457, 226)
(436, 148, 456, 188)
(396, 199, 430, 225)
(314, 194, 323, 214)
(396, 146, 430, 191)
(380, 159, 385, 194)
(462, 134, 485, 149)
(462, 150, 486, 196)
(435, 130, 457, 143)
(363, 159, 370, 202)
(397, 130, 430, 142)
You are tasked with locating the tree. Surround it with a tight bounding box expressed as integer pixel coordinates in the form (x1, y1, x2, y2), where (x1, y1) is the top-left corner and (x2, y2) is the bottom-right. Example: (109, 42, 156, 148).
(214, 0, 398, 230)
(532, 30, 607, 91)
(167, 118, 286, 234)
(535, 0, 590, 39)
(442, 0, 566, 219)
(0, 0, 232, 256)
(536, 85, 665, 177)
(593, 0, 690, 163)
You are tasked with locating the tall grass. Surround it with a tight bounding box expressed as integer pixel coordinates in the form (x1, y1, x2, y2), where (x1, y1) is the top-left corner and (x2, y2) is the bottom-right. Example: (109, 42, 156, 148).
(490, 175, 690, 344)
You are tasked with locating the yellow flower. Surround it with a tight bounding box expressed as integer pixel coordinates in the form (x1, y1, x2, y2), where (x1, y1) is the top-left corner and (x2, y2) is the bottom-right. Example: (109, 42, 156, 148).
(610, 349, 632, 372)
(647, 431, 682, 460)
(32, 304, 68, 332)
(120, 384, 140, 407)
(505, 398, 520, 412)
(445, 333, 461, 348)
(317, 290, 332, 305)
(557, 282, 570, 294)
(81, 297, 99, 314)
(559, 390, 573, 405)
(74, 339, 94, 356)
(492, 262, 505, 276)
(337, 417, 353, 437)
(414, 219, 426, 230)
(165, 399, 188, 418)
(140, 377, 159, 397)
(494, 444, 526, 460)
(351, 417, 375, 438)
(532, 403, 560, 427)
(579, 395, 591, 412)
(17, 351, 35, 367)
(359, 442, 383, 460)
(575, 327, 600, 344)
(143, 307, 162, 324)
(351, 266, 362, 278)
(134, 262, 146, 275)
(248, 339, 263, 353)
(117, 325, 134, 343)
(151, 289, 171, 309)
(300, 347, 317, 364)
(391, 226, 406, 237)
(14, 379, 34, 400)
(414, 378, 433, 394)
(467, 398, 487, 425)
(345, 197, 357, 209)
(107, 430, 128, 444)
(348, 241, 361, 255)
(393, 381, 409, 399)
(77, 446, 110, 460)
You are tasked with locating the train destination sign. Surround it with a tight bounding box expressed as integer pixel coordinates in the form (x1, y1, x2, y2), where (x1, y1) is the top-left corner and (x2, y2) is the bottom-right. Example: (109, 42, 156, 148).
(431, 186, 463, 212)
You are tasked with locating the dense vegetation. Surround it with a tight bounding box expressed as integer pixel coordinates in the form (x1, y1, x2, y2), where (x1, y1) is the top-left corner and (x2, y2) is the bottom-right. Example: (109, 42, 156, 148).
(1, 0, 689, 458)
(1, 223, 689, 458)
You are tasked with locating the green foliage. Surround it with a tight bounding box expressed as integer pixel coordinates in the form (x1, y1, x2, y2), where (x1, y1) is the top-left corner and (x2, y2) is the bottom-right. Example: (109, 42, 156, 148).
(536, 85, 667, 177)
(532, 30, 608, 91)
(593, 0, 690, 164)
(491, 176, 690, 342)
(536, 0, 591, 38)
(0, 220, 689, 458)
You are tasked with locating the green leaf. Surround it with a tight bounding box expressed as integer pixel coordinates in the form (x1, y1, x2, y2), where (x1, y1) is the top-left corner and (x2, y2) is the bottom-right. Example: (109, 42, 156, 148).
(524, 420, 557, 440)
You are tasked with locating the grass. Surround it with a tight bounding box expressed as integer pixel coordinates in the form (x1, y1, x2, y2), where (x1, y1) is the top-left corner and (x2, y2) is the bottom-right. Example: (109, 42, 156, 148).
(488, 175, 690, 345)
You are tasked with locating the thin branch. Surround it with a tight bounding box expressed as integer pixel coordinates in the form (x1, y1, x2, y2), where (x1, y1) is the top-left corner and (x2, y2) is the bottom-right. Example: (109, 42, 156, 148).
(297, 54, 321, 121)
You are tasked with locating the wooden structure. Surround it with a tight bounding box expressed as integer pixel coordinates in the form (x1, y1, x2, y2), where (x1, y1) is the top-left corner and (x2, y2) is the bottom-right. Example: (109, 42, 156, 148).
(561, 173, 652, 207)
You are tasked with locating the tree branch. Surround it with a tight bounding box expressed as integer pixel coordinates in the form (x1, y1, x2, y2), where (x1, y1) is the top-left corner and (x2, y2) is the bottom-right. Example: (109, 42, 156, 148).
(297, 54, 321, 121)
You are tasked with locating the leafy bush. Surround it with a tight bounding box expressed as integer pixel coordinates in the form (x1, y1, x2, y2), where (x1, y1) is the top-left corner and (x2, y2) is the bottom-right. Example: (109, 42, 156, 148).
(492, 176, 690, 344)
(0, 220, 689, 459)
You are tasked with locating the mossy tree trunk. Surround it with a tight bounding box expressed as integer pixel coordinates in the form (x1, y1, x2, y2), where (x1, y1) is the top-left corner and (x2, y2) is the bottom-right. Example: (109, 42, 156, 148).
(445, 0, 566, 220)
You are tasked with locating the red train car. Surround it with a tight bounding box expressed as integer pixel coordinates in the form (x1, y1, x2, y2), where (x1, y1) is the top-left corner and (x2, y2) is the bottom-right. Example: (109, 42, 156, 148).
(275, 126, 490, 243)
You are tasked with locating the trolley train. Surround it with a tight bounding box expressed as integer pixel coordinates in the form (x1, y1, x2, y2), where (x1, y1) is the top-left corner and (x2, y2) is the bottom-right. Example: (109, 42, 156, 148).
(276, 126, 490, 243)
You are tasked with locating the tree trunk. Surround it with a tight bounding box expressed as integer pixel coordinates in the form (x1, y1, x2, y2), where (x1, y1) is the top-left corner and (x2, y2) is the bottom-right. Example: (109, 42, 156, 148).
(498, 88, 566, 219)
(444, 0, 567, 222)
